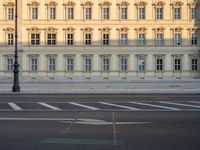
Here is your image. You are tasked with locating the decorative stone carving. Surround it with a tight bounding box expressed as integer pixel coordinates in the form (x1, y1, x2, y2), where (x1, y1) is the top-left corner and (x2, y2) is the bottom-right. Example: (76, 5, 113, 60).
(99, 1, 112, 6)
(63, 1, 76, 6)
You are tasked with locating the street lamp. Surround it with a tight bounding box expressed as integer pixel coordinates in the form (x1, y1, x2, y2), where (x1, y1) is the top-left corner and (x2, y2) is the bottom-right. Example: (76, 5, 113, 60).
(12, 0, 20, 92)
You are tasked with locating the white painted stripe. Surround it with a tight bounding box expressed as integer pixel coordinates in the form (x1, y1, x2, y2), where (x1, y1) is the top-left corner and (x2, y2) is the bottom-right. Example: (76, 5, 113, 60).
(8, 103, 23, 111)
(191, 101, 200, 104)
(160, 101, 200, 109)
(99, 102, 140, 110)
(130, 102, 180, 111)
(68, 102, 100, 110)
(38, 102, 61, 111)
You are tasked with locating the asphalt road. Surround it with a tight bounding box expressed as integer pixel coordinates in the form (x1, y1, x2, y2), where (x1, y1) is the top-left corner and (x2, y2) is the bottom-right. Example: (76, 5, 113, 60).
(0, 94, 200, 150)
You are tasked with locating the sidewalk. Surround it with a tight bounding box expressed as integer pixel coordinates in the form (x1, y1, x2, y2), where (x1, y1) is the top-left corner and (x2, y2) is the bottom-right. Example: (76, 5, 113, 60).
(0, 80, 200, 94)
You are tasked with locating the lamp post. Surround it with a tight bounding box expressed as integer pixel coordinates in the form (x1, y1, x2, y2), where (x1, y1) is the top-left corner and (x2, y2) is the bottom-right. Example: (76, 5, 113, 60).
(12, 0, 20, 92)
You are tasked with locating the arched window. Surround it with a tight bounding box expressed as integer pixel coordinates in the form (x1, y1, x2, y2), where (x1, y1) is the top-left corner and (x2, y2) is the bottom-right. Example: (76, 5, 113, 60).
(81, 27, 93, 45)
(3, 1, 15, 20)
(170, 1, 184, 20)
(45, 1, 58, 20)
(81, 1, 94, 20)
(135, 1, 147, 20)
(117, 1, 130, 20)
(63, 27, 75, 45)
(99, 27, 111, 45)
(27, 1, 40, 20)
(152, 1, 165, 20)
(99, 1, 112, 20)
(63, 1, 76, 20)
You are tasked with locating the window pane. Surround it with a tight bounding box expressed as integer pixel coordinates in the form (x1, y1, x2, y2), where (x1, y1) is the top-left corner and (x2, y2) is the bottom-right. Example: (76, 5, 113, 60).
(85, 8, 92, 19)
(32, 7, 38, 19)
(138, 59, 145, 71)
(103, 8, 109, 19)
(103, 34, 109, 45)
(139, 8, 145, 19)
(68, 8, 74, 19)
(121, 8, 127, 19)
(8, 8, 14, 20)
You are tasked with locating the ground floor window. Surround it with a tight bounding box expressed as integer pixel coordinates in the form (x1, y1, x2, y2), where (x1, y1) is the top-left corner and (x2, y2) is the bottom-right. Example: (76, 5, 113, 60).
(156, 58, 163, 71)
(120, 57, 128, 71)
(48, 57, 56, 72)
(67, 58, 74, 71)
(84, 57, 92, 71)
(6, 58, 13, 71)
(191, 58, 198, 71)
(174, 58, 181, 71)
(138, 59, 145, 71)
(102, 57, 109, 72)
(30, 58, 38, 72)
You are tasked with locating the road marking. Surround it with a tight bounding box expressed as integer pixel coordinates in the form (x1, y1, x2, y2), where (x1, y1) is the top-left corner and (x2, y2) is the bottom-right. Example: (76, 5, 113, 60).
(130, 102, 181, 111)
(99, 102, 140, 110)
(191, 101, 200, 104)
(42, 138, 126, 146)
(68, 102, 100, 110)
(8, 103, 22, 111)
(0, 117, 152, 126)
(160, 101, 200, 109)
(38, 102, 61, 111)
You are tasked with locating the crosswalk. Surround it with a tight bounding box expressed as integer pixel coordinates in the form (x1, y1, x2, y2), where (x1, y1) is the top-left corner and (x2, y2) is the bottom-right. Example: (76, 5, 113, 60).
(0, 101, 200, 112)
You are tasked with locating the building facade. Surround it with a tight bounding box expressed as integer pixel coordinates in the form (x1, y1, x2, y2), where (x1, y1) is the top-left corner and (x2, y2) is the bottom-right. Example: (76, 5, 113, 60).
(0, 0, 200, 81)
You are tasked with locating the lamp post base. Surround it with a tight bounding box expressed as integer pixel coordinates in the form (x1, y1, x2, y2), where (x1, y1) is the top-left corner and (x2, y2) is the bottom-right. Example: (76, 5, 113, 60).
(12, 85, 20, 92)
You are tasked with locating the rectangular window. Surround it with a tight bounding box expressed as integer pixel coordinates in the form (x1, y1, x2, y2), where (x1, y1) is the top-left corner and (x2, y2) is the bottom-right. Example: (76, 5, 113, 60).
(103, 33, 109, 45)
(102, 58, 109, 71)
(120, 57, 128, 71)
(138, 33, 146, 45)
(84, 58, 92, 71)
(67, 34, 73, 45)
(139, 7, 145, 19)
(156, 58, 163, 71)
(156, 33, 164, 45)
(174, 8, 181, 19)
(31, 34, 40, 45)
(31, 58, 38, 72)
(174, 33, 182, 45)
(7, 58, 13, 71)
(48, 58, 56, 71)
(85, 34, 91, 45)
(47, 34, 56, 45)
(191, 8, 197, 20)
(174, 58, 181, 71)
(103, 8, 109, 19)
(191, 33, 198, 45)
(8, 8, 14, 20)
(32, 7, 38, 20)
(85, 8, 92, 19)
(156, 7, 163, 19)
(120, 33, 128, 45)
(67, 58, 74, 71)
(50, 7, 56, 19)
(68, 8, 74, 20)
(121, 8, 127, 19)
(138, 59, 145, 71)
(191, 58, 198, 71)
(8, 33, 14, 45)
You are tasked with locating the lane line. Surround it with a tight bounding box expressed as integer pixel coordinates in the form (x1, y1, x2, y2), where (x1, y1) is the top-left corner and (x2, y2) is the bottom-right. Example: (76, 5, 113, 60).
(7, 103, 23, 111)
(130, 102, 180, 111)
(160, 101, 200, 109)
(38, 102, 61, 111)
(99, 102, 140, 110)
(191, 101, 200, 104)
(68, 102, 100, 110)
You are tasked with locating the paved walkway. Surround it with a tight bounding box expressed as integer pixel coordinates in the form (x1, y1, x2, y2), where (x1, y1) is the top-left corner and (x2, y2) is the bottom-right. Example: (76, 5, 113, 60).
(0, 80, 200, 93)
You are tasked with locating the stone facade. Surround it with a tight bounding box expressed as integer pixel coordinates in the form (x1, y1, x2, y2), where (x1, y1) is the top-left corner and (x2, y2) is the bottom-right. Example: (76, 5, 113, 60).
(0, 0, 200, 81)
